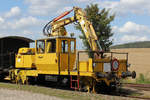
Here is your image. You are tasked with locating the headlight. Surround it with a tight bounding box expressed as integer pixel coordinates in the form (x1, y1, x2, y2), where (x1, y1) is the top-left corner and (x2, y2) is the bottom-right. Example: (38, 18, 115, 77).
(111, 59, 119, 71)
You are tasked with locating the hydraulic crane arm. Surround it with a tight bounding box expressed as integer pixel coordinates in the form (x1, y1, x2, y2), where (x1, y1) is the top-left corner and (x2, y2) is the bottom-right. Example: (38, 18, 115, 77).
(43, 7, 102, 51)
(74, 7, 102, 51)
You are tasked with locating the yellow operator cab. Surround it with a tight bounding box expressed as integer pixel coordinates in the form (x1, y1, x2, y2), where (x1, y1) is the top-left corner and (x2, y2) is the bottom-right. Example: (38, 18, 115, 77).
(35, 36, 76, 75)
(14, 36, 79, 79)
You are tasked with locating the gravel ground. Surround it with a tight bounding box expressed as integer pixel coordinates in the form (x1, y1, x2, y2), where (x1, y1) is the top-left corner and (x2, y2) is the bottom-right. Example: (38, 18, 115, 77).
(0, 85, 145, 100)
(0, 88, 64, 100)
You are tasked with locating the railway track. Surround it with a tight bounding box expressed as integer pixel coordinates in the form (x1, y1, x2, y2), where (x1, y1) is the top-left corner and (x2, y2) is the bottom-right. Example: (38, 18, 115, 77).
(122, 95, 150, 100)
(1, 80, 150, 100)
(120, 83, 150, 100)
(123, 83, 150, 91)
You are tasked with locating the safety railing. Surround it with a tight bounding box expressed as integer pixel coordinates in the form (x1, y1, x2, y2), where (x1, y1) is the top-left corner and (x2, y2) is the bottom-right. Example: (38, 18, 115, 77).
(76, 50, 128, 73)
(56, 51, 128, 75)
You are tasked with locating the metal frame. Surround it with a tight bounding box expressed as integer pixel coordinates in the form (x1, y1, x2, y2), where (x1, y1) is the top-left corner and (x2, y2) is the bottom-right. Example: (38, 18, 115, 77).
(57, 50, 128, 75)
(77, 50, 128, 73)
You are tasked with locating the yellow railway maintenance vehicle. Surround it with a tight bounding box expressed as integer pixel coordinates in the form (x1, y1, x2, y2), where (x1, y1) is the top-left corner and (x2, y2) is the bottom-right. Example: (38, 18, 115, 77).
(9, 7, 136, 93)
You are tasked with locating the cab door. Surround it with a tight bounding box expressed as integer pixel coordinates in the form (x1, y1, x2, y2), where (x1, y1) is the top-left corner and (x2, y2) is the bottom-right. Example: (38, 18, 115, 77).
(60, 39, 69, 71)
(35, 40, 46, 70)
(35, 39, 59, 72)
(69, 39, 76, 71)
(59, 39, 76, 72)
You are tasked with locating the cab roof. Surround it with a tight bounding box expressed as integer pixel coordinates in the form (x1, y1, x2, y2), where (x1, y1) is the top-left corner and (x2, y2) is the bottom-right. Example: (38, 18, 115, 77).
(0, 36, 34, 42)
(37, 36, 76, 40)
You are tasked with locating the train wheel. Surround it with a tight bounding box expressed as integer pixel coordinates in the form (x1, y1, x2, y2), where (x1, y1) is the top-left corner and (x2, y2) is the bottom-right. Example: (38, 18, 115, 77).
(23, 77, 29, 85)
(16, 74, 22, 84)
(80, 77, 93, 93)
(92, 79, 97, 93)
(9, 70, 17, 83)
(15, 71, 28, 85)
(86, 85, 91, 93)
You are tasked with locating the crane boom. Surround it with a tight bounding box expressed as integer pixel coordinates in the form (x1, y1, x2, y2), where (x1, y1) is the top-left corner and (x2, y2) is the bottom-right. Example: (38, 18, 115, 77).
(43, 7, 102, 51)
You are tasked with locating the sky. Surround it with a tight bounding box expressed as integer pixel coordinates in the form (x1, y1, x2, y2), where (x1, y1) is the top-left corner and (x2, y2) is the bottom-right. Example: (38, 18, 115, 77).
(0, 0, 150, 49)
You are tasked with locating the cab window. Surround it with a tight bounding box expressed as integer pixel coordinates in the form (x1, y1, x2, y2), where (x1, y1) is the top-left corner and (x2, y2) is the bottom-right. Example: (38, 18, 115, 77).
(61, 40, 68, 53)
(46, 39, 56, 53)
(70, 40, 75, 53)
(37, 40, 45, 53)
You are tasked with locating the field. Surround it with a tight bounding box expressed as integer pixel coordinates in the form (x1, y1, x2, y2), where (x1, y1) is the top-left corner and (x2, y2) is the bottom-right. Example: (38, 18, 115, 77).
(111, 41, 150, 49)
(111, 48, 150, 78)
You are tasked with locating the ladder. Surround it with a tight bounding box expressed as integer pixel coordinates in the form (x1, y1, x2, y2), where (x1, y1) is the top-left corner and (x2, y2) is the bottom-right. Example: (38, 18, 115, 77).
(70, 76, 80, 90)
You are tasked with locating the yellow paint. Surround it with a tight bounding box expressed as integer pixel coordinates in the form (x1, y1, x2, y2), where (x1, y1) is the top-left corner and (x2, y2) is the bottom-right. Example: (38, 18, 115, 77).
(79, 61, 89, 72)
(14, 37, 130, 88)
(18, 48, 35, 54)
(12, 6, 134, 89)
(16, 54, 35, 68)
(36, 53, 58, 71)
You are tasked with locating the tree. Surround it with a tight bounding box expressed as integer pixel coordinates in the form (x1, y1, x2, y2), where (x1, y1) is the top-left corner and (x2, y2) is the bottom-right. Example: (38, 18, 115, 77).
(75, 4, 115, 52)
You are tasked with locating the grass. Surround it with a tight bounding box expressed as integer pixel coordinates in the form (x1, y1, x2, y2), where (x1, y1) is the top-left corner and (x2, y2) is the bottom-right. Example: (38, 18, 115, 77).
(0, 82, 105, 100)
(136, 73, 150, 84)
(0, 80, 147, 100)
(120, 78, 135, 84)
